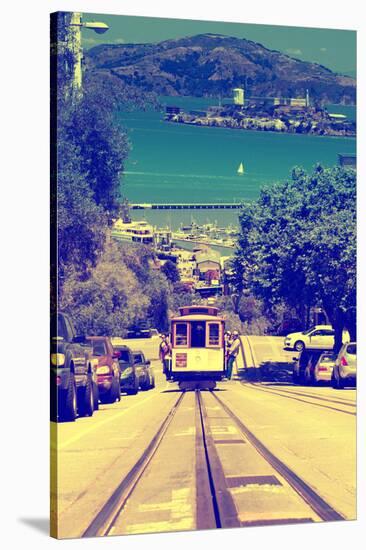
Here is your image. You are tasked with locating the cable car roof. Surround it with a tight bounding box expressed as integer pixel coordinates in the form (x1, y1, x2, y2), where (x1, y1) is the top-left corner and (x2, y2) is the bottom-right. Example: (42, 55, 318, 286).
(171, 314, 225, 322)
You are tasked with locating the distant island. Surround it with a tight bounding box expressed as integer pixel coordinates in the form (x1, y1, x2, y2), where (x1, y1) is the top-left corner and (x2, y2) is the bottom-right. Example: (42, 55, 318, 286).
(86, 33, 356, 105)
(164, 93, 356, 137)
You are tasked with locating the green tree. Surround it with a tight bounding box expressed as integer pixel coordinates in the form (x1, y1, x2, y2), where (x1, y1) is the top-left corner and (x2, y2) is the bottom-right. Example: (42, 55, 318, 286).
(161, 260, 181, 283)
(235, 165, 356, 351)
(60, 241, 150, 335)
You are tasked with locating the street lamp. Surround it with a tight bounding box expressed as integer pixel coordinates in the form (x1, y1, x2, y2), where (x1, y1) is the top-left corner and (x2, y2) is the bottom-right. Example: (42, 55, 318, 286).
(67, 13, 109, 95)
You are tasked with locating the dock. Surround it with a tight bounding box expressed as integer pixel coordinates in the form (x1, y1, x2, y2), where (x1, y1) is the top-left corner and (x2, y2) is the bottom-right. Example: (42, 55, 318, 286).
(130, 203, 243, 210)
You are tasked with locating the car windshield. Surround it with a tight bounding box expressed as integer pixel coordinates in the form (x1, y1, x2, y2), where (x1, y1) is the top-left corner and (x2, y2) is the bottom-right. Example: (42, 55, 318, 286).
(320, 354, 337, 362)
(114, 349, 130, 364)
(91, 341, 106, 356)
(302, 326, 316, 336)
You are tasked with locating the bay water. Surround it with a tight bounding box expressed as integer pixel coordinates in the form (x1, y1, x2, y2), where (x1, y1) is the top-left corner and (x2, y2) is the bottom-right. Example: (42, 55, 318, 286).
(116, 97, 356, 230)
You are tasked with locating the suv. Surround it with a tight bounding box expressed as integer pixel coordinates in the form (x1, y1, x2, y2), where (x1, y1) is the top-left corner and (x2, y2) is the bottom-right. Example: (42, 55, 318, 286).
(133, 351, 155, 391)
(293, 349, 321, 384)
(332, 342, 357, 389)
(50, 312, 97, 422)
(86, 337, 121, 404)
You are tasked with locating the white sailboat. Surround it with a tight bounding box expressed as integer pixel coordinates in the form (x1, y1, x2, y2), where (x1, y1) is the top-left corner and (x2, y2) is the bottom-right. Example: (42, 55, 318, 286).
(237, 162, 245, 175)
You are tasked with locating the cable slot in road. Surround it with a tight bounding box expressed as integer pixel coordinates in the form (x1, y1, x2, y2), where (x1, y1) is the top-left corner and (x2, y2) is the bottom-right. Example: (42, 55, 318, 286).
(210, 391, 345, 523)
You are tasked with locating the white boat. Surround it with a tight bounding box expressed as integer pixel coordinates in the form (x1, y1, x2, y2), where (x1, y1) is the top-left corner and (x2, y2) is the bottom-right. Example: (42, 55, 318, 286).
(111, 218, 154, 244)
(237, 162, 245, 175)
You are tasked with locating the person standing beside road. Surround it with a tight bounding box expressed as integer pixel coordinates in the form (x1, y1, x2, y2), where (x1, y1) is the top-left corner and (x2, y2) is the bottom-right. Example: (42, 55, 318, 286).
(159, 334, 172, 380)
(226, 331, 240, 380)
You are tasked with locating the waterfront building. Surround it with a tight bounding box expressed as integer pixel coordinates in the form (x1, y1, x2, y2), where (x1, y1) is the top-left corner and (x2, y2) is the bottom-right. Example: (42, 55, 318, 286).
(194, 249, 221, 281)
(233, 88, 245, 106)
(154, 229, 172, 251)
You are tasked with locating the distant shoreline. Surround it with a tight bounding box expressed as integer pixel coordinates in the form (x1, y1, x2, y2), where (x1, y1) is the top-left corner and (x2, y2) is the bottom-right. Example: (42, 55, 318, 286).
(165, 113, 356, 138)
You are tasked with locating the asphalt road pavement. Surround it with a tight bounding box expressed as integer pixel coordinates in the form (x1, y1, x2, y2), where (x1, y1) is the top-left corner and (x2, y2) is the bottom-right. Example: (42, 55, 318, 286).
(51, 336, 356, 539)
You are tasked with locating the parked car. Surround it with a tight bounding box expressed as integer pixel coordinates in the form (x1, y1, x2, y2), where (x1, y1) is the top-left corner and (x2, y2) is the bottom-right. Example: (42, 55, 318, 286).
(111, 339, 139, 395)
(305, 351, 337, 385)
(293, 349, 317, 384)
(50, 312, 97, 422)
(126, 324, 159, 339)
(133, 351, 155, 391)
(332, 342, 357, 389)
(86, 337, 121, 404)
(284, 325, 349, 352)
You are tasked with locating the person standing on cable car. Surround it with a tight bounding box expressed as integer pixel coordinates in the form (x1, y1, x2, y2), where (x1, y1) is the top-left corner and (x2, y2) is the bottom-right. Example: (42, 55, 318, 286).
(224, 330, 232, 365)
(226, 331, 240, 380)
(159, 333, 172, 380)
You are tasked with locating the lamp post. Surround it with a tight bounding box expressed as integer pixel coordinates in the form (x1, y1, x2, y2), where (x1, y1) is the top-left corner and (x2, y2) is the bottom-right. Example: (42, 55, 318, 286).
(67, 12, 109, 96)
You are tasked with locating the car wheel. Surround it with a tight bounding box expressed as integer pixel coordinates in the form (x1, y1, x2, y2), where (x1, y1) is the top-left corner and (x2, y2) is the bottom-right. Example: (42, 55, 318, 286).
(294, 340, 305, 352)
(59, 374, 77, 422)
(115, 377, 121, 401)
(331, 369, 337, 388)
(92, 381, 99, 411)
(336, 369, 344, 389)
(292, 370, 300, 384)
(100, 380, 117, 404)
(332, 368, 343, 389)
(150, 376, 155, 389)
(79, 374, 94, 417)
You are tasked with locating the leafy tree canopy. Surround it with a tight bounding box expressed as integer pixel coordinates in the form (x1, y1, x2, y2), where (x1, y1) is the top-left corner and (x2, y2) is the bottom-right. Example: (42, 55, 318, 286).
(235, 165, 356, 349)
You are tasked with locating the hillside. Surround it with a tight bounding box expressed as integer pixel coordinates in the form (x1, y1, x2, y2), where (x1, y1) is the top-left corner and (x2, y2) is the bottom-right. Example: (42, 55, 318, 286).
(85, 34, 356, 105)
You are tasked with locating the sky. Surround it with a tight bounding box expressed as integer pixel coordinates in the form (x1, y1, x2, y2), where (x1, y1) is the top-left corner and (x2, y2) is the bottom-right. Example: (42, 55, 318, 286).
(81, 12, 356, 77)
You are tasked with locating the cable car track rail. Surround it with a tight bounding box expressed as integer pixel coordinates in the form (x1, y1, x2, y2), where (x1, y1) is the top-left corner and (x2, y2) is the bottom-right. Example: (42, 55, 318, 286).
(210, 391, 346, 523)
(251, 383, 356, 407)
(82, 392, 186, 538)
(82, 384, 346, 538)
(244, 383, 356, 416)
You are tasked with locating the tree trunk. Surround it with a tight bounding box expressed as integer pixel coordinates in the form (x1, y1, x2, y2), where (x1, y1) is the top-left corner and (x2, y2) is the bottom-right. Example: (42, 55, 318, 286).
(332, 309, 346, 353)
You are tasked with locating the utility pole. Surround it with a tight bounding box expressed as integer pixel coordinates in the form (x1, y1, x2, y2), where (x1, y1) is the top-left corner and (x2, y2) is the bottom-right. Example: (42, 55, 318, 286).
(63, 12, 109, 99)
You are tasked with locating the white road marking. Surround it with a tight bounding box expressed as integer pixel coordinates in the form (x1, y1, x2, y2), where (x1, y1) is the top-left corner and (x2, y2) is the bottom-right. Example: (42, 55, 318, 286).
(126, 488, 194, 534)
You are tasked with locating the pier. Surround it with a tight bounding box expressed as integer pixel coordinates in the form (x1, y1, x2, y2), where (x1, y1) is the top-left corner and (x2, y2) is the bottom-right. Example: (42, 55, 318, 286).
(130, 203, 243, 210)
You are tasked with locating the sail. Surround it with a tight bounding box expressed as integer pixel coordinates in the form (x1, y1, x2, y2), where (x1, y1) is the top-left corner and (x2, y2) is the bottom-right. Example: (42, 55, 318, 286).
(237, 162, 244, 175)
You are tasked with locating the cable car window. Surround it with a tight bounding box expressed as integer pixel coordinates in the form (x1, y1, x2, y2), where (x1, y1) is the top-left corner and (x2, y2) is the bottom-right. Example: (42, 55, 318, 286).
(175, 323, 188, 346)
(191, 322, 206, 348)
(208, 323, 220, 346)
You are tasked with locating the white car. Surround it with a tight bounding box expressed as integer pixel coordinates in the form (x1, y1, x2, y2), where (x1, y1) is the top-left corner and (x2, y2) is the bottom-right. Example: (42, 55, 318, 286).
(284, 325, 350, 352)
(284, 325, 335, 352)
(312, 352, 337, 383)
(331, 342, 357, 389)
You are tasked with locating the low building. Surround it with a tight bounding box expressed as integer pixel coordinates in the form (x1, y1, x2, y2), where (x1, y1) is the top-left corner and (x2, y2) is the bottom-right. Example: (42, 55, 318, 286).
(195, 249, 221, 281)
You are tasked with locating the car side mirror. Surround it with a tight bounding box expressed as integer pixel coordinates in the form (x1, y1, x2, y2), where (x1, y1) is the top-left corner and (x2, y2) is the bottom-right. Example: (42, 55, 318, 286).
(146, 360, 151, 365)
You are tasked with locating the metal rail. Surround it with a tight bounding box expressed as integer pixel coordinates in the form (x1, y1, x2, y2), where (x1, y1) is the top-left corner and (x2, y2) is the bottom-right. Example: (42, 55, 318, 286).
(195, 390, 241, 528)
(82, 392, 186, 537)
(246, 383, 356, 416)
(210, 391, 345, 522)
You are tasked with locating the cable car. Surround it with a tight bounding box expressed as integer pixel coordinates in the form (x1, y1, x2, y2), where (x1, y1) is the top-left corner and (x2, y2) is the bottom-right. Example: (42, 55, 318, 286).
(170, 305, 226, 390)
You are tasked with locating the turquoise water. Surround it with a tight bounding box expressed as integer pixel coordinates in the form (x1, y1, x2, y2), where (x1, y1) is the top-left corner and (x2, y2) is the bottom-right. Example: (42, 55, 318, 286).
(116, 96, 356, 228)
